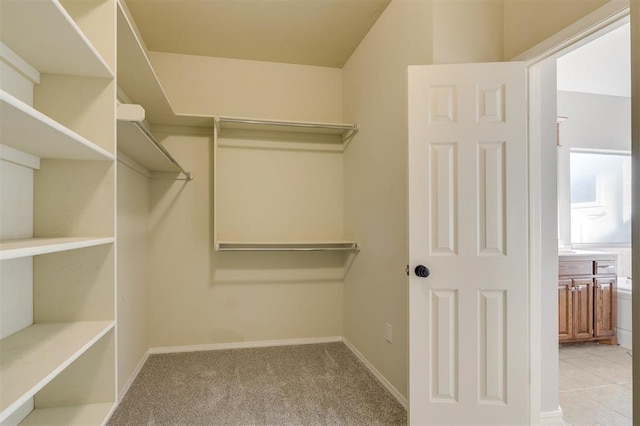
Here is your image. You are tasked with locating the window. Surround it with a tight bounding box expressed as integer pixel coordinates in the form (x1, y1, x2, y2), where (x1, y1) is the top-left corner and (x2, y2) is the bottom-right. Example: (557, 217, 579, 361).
(570, 150, 631, 243)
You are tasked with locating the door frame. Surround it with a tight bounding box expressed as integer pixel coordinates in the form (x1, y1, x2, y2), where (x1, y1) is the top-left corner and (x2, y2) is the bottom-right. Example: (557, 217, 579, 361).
(514, 2, 632, 423)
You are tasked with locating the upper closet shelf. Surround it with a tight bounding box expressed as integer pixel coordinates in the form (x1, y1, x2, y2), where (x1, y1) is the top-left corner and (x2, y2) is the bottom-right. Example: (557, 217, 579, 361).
(0, 0, 113, 78)
(117, 104, 193, 180)
(116, 1, 211, 128)
(0, 91, 114, 161)
(216, 241, 360, 252)
(215, 116, 359, 149)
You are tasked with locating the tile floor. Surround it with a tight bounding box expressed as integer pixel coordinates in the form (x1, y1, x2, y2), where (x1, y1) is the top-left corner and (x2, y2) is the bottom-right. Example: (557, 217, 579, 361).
(560, 342, 632, 425)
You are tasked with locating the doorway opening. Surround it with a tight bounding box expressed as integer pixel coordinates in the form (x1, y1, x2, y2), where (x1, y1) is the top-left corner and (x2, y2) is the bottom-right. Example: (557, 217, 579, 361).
(554, 20, 632, 424)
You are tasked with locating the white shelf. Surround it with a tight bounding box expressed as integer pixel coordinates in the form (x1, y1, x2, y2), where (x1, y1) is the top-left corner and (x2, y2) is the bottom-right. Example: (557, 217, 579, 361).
(216, 116, 359, 143)
(0, 237, 114, 261)
(0, 321, 115, 422)
(0, 91, 115, 161)
(21, 402, 114, 426)
(216, 241, 360, 252)
(116, 1, 212, 127)
(0, 0, 113, 78)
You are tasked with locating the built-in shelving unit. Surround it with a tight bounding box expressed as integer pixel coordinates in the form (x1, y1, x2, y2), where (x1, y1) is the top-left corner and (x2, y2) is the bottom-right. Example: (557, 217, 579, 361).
(0, 321, 114, 422)
(0, 0, 117, 424)
(214, 115, 359, 253)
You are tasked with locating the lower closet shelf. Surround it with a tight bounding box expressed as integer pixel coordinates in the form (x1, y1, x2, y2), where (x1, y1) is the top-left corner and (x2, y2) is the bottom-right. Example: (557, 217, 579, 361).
(20, 402, 114, 426)
(0, 321, 114, 422)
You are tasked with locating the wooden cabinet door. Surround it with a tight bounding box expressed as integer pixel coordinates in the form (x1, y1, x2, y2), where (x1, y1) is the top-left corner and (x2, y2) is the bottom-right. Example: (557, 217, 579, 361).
(595, 278, 617, 338)
(572, 278, 594, 340)
(558, 279, 573, 341)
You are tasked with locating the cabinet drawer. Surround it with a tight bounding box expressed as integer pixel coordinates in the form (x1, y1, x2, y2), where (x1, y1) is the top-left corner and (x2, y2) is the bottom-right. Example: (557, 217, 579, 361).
(595, 261, 616, 275)
(559, 261, 593, 276)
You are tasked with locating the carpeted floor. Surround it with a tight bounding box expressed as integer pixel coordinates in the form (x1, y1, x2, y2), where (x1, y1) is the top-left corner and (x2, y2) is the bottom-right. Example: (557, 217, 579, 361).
(108, 342, 407, 425)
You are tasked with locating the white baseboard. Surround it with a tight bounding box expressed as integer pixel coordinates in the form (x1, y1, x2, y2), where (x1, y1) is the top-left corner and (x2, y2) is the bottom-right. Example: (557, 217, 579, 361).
(342, 338, 407, 409)
(117, 350, 151, 403)
(617, 328, 632, 349)
(148, 336, 343, 354)
(539, 407, 565, 425)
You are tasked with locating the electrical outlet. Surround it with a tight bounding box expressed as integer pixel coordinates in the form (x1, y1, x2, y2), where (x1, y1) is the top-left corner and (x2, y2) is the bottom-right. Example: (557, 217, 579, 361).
(385, 323, 392, 343)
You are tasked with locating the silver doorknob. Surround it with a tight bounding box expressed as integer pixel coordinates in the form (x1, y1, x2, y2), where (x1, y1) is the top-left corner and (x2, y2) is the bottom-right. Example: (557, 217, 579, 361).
(415, 265, 430, 278)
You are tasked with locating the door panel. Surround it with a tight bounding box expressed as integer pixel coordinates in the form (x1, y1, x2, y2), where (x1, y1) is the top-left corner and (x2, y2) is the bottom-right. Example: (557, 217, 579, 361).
(558, 279, 573, 341)
(408, 62, 528, 425)
(572, 278, 594, 340)
(594, 278, 617, 338)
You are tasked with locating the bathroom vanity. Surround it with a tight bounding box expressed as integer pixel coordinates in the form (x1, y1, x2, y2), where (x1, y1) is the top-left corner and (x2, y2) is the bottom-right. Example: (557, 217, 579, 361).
(558, 250, 617, 344)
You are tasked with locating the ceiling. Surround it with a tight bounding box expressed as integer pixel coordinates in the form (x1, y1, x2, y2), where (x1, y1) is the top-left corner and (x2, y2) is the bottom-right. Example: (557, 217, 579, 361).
(557, 22, 630, 98)
(125, 0, 391, 68)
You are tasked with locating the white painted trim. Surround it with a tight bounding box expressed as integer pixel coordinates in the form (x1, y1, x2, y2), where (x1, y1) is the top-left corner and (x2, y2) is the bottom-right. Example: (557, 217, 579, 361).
(148, 336, 343, 355)
(0, 144, 40, 170)
(528, 62, 545, 426)
(342, 338, 407, 409)
(617, 328, 632, 349)
(521, 2, 632, 424)
(117, 350, 151, 404)
(0, 42, 40, 85)
(513, 0, 629, 64)
(539, 407, 565, 425)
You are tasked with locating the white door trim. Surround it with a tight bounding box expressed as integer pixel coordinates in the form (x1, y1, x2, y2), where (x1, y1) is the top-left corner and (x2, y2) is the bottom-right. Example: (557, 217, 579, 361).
(513, 0, 630, 65)
(519, 2, 630, 424)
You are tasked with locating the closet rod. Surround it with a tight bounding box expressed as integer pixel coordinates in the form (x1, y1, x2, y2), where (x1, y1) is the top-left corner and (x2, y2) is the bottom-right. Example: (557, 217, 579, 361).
(132, 121, 193, 181)
(216, 116, 358, 132)
(217, 244, 360, 252)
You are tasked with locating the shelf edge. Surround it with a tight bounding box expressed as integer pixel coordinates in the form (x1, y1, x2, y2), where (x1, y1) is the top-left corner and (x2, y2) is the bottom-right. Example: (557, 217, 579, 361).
(1, 90, 115, 161)
(0, 237, 114, 261)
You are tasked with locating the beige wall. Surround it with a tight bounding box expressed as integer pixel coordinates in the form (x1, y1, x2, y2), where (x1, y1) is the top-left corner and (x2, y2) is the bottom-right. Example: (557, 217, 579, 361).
(149, 52, 343, 122)
(433, 0, 504, 63)
(504, 0, 611, 59)
(146, 56, 345, 347)
(341, 0, 433, 400)
(341, 0, 511, 400)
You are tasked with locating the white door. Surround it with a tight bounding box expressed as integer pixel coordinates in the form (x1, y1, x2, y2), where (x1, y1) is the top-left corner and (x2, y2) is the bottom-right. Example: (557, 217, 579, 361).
(408, 62, 529, 425)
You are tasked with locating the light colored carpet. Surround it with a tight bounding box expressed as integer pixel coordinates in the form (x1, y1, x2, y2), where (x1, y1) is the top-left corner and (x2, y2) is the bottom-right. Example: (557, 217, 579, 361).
(109, 342, 407, 425)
